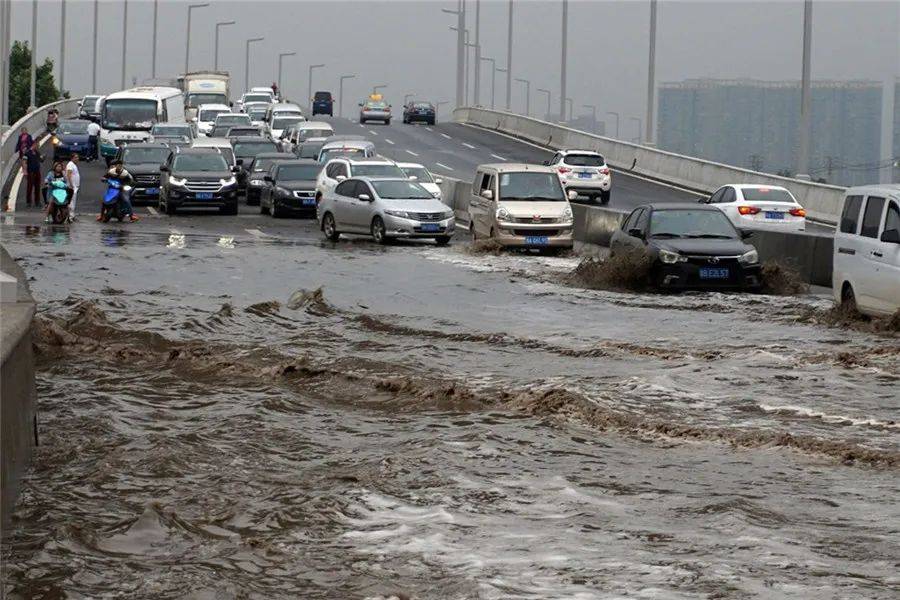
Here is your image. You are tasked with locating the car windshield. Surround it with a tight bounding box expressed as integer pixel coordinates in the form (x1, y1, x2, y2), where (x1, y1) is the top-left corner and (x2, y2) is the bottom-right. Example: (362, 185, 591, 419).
(272, 116, 304, 130)
(186, 93, 226, 107)
(103, 98, 158, 129)
(741, 188, 795, 203)
(314, 92, 332, 101)
(247, 108, 267, 120)
(499, 172, 565, 201)
(173, 153, 228, 171)
(299, 143, 324, 159)
(320, 148, 363, 162)
(413, 103, 433, 109)
(122, 147, 171, 164)
(372, 180, 433, 200)
(58, 121, 89, 135)
(401, 167, 433, 183)
(299, 128, 331, 139)
(353, 164, 406, 178)
(216, 115, 251, 126)
(277, 165, 321, 181)
(82, 96, 101, 108)
(234, 142, 278, 157)
(152, 125, 191, 137)
(649, 209, 738, 239)
(243, 94, 272, 104)
(365, 101, 388, 110)
(229, 128, 261, 136)
(210, 126, 230, 137)
(564, 154, 605, 167)
(252, 158, 281, 172)
(199, 108, 228, 122)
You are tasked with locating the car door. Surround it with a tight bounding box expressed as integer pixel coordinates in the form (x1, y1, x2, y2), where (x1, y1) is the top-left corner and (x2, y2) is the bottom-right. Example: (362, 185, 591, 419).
(262, 165, 278, 210)
(855, 195, 887, 311)
(347, 181, 375, 231)
(869, 198, 900, 313)
(620, 208, 648, 255)
(332, 180, 358, 230)
(469, 172, 494, 238)
(611, 208, 642, 255)
(317, 162, 338, 196)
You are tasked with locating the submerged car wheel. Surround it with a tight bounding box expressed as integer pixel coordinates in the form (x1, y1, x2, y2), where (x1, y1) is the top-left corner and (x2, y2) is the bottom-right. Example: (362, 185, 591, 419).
(322, 212, 340, 241)
(435, 236, 451, 246)
(371, 216, 388, 245)
(600, 190, 611, 205)
(841, 283, 859, 313)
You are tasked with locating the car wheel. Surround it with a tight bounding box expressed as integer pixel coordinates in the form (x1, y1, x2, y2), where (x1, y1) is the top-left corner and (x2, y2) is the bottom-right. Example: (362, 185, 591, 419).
(385, 119, 391, 126)
(435, 236, 451, 246)
(164, 200, 176, 216)
(271, 202, 280, 218)
(371, 216, 389, 245)
(260, 201, 269, 215)
(221, 202, 238, 216)
(359, 118, 365, 124)
(600, 190, 611, 205)
(428, 118, 436, 126)
(322, 212, 340, 241)
(841, 283, 859, 313)
(469, 218, 477, 240)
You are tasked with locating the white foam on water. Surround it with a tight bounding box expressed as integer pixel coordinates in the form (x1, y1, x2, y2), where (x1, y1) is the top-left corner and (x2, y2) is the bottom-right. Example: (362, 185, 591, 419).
(758, 404, 900, 430)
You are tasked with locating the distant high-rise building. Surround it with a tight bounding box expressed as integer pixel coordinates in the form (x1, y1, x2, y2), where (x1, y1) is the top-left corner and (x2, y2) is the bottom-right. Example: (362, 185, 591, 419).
(657, 79, 884, 186)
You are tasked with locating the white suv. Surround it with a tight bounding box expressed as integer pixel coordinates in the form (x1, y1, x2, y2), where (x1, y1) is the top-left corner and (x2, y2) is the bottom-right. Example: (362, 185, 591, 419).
(546, 149, 612, 204)
(315, 157, 408, 200)
(702, 184, 806, 231)
(833, 185, 900, 317)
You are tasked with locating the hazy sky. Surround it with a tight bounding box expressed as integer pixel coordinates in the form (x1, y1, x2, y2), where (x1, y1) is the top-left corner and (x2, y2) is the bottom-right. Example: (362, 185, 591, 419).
(8, 0, 900, 136)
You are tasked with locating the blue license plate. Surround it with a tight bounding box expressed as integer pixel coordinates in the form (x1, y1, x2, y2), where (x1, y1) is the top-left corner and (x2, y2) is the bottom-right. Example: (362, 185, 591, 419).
(578, 172, 592, 179)
(420, 223, 441, 232)
(302, 198, 316, 206)
(525, 236, 549, 245)
(196, 192, 213, 200)
(699, 267, 730, 279)
(765, 211, 784, 219)
(145, 188, 159, 195)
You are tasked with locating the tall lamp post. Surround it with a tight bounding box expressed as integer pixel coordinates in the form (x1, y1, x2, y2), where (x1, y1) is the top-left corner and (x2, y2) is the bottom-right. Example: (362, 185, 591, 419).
(583, 104, 597, 132)
(120, 0, 128, 90)
(92, 0, 98, 93)
(185, 3, 210, 74)
(373, 84, 388, 94)
(480, 56, 496, 109)
(151, 0, 159, 78)
(497, 68, 508, 110)
(505, 0, 513, 111)
(645, 0, 657, 145)
(515, 78, 530, 116)
(244, 37, 264, 91)
(278, 52, 296, 98)
(565, 97, 573, 122)
(796, 0, 813, 178)
(606, 112, 620, 138)
(559, 0, 568, 122)
(59, 0, 66, 95)
(30, 0, 37, 109)
(537, 88, 551, 121)
(339, 74, 356, 118)
(308, 63, 325, 113)
(214, 21, 235, 71)
(630, 116, 642, 144)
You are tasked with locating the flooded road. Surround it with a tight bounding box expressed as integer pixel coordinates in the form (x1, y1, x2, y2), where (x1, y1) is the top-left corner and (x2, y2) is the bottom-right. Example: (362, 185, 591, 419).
(2, 219, 898, 599)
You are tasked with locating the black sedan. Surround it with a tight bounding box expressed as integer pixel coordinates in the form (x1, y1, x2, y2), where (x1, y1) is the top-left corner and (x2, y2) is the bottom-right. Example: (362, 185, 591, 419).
(51, 120, 92, 161)
(244, 152, 296, 206)
(115, 143, 172, 204)
(259, 160, 322, 218)
(403, 102, 436, 125)
(609, 203, 762, 291)
(231, 137, 282, 193)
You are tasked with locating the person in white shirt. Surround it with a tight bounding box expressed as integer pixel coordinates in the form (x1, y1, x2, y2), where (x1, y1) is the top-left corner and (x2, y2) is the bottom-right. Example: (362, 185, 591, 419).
(65, 154, 81, 219)
(86, 121, 101, 162)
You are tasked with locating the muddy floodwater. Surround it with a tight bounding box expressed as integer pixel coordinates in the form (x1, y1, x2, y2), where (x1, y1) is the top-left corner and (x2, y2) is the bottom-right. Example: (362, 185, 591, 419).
(2, 223, 898, 599)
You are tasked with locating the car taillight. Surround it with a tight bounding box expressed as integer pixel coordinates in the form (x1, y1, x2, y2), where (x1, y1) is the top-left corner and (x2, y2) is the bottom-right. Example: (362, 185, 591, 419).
(738, 205, 761, 215)
(558, 167, 570, 174)
(600, 167, 610, 175)
(789, 207, 806, 217)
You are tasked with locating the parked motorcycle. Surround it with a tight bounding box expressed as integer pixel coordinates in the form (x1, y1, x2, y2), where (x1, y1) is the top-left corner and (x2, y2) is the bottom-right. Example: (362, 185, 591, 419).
(100, 179, 132, 223)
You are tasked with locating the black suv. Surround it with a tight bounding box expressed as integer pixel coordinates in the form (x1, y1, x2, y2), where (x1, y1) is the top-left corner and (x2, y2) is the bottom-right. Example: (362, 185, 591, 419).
(312, 91, 334, 116)
(158, 148, 239, 215)
(115, 143, 172, 205)
(259, 160, 323, 218)
(232, 136, 281, 193)
(245, 152, 296, 206)
(403, 102, 436, 125)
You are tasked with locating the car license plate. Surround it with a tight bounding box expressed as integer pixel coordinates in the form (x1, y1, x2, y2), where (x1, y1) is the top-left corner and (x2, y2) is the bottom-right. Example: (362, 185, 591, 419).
(420, 223, 441, 232)
(699, 267, 730, 279)
(578, 172, 592, 179)
(765, 211, 784, 219)
(302, 198, 316, 206)
(525, 236, 549, 245)
(196, 192, 213, 200)
(145, 188, 159, 195)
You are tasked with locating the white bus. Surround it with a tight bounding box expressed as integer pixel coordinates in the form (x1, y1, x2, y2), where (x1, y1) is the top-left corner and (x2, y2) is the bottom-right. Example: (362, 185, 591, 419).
(100, 87, 185, 164)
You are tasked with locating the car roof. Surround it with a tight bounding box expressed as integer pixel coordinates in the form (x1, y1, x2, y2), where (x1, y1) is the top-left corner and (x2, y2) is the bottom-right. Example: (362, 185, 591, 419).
(197, 103, 231, 111)
(395, 162, 425, 169)
(321, 140, 375, 150)
(640, 202, 721, 211)
(337, 157, 395, 165)
(271, 103, 301, 110)
(274, 159, 320, 167)
(297, 121, 332, 129)
(123, 142, 171, 150)
(324, 134, 366, 142)
(731, 184, 790, 192)
(354, 176, 416, 183)
(215, 113, 250, 119)
(192, 138, 232, 148)
(845, 184, 900, 199)
(251, 152, 291, 161)
(231, 136, 277, 142)
(174, 148, 224, 156)
(478, 163, 557, 174)
(558, 149, 603, 156)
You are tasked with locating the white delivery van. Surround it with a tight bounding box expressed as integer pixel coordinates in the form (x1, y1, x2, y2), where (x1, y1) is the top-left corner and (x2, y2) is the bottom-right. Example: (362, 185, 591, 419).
(99, 86, 185, 164)
(181, 71, 231, 121)
(833, 185, 900, 317)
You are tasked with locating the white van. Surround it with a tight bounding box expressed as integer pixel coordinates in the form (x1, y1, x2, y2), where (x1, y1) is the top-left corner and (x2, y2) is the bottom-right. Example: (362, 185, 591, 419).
(833, 185, 900, 317)
(100, 86, 185, 164)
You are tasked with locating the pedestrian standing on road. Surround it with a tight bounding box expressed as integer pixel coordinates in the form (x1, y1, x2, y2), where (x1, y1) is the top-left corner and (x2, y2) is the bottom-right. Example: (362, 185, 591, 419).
(16, 127, 34, 158)
(65, 154, 81, 220)
(20, 141, 44, 208)
(87, 121, 101, 162)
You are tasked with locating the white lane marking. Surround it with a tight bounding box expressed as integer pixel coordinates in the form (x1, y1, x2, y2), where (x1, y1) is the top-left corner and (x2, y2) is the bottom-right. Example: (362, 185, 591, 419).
(8, 134, 53, 212)
(425, 127, 433, 132)
(385, 138, 395, 145)
(147, 206, 158, 216)
(405, 150, 420, 157)
(440, 133, 452, 139)
(368, 130, 379, 136)
(246, 228, 271, 238)
(490, 154, 507, 161)
(462, 142, 477, 149)
(435, 162, 454, 171)
(358, 124, 365, 128)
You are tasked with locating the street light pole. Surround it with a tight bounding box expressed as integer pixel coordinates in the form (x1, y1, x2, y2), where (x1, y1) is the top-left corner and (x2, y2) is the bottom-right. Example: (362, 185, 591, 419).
(278, 52, 296, 98)
(796, 0, 813, 178)
(537, 88, 551, 120)
(92, 0, 98, 93)
(630, 116, 642, 144)
(565, 97, 573, 121)
(583, 104, 596, 132)
(185, 3, 210, 75)
(606, 111, 620, 138)
(308, 63, 324, 113)
(645, 0, 657, 145)
(559, 0, 568, 122)
(151, 0, 158, 78)
(505, 0, 513, 111)
(339, 74, 355, 118)
(1, 0, 10, 125)
(120, 0, 128, 90)
(474, 0, 481, 105)
(214, 21, 235, 72)
(245, 37, 264, 92)
(480, 57, 495, 109)
(30, 0, 36, 109)
(449, 26, 470, 105)
(59, 0, 66, 95)
(373, 84, 387, 94)
(515, 78, 530, 116)
(441, 1, 466, 109)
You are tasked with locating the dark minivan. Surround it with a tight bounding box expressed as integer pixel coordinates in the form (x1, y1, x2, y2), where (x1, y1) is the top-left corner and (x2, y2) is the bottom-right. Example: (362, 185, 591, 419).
(312, 91, 333, 117)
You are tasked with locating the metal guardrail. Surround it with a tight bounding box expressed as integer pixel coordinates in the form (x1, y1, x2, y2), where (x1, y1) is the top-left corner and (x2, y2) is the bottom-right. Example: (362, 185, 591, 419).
(1, 98, 82, 206)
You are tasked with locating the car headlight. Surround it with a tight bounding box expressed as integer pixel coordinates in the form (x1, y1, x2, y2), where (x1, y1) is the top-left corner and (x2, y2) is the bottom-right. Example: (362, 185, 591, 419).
(658, 249, 687, 264)
(249, 179, 264, 186)
(562, 206, 573, 221)
(496, 207, 512, 222)
(431, 190, 442, 198)
(385, 210, 410, 219)
(51, 136, 61, 146)
(169, 176, 187, 187)
(738, 249, 759, 265)
(220, 176, 237, 186)
(275, 186, 290, 196)
(443, 210, 454, 220)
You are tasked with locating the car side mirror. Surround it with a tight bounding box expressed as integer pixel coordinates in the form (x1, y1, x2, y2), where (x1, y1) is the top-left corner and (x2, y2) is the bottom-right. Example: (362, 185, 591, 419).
(434, 178, 443, 184)
(336, 175, 347, 181)
(231, 166, 240, 173)
(741, 229, 754, 240)
(480, 189, 493, 200)
(880, 228, 900, 244)
(628, 228, 644, 239)
(264, 175, 274, 182)
(236, 159, 243, 166)
(358, 194, 371, 202)
(567, 190, 578, 201)
(159, 165, 169, 172)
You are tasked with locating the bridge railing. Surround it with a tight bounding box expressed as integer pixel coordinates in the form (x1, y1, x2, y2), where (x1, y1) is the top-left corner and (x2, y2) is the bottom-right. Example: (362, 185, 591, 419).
(1, 98, 82, 206)
(453, 107, 845, 225)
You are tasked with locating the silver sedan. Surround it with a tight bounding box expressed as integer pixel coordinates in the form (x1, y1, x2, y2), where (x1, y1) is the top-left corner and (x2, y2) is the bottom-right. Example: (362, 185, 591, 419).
(318, 177, 455, 245)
